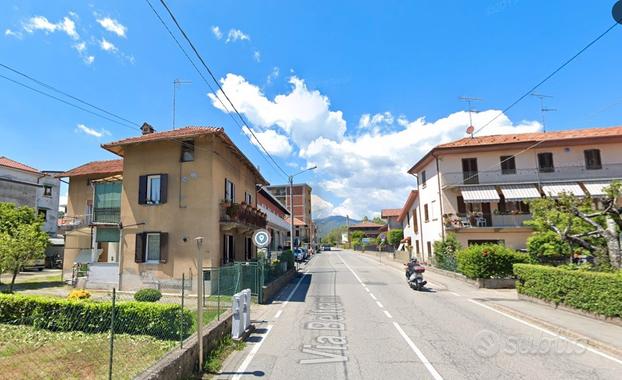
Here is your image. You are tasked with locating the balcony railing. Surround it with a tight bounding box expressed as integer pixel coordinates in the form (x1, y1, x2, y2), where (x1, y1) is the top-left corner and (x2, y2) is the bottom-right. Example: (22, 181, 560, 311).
(445, 213, 532, 229)
(93, 207, 121, 224)
(220, 202, 267, 229)
(442, 163, 622, 187)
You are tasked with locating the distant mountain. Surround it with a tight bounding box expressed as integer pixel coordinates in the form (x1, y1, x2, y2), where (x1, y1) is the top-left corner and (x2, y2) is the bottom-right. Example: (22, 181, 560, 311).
(314, 215, 362, 239)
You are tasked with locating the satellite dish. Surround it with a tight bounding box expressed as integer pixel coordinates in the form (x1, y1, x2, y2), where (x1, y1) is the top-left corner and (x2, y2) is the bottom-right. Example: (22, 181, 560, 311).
(614, 0, 622, 24)
(466, 125, 475, 136)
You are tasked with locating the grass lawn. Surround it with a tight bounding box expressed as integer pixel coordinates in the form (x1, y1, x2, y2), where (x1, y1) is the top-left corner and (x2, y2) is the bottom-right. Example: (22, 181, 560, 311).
(0, 324, 176, 380)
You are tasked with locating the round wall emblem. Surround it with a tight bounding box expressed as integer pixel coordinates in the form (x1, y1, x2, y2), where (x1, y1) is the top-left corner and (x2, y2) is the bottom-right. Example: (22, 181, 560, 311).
(252, 229, 271, 248)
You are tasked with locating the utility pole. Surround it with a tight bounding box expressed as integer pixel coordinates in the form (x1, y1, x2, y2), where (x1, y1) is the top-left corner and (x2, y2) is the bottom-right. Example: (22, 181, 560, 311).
(172, 79, 192, 129)
(459, 96, 482, 138)
(531, 93, 556, 132)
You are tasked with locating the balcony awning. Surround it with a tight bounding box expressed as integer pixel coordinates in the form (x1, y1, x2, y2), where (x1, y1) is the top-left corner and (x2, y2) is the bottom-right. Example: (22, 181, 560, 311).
(460, 186, 500, 203)
(500, 185, 541, 201)
(583, 181, 611, 197)
(541, 183, 584, 197)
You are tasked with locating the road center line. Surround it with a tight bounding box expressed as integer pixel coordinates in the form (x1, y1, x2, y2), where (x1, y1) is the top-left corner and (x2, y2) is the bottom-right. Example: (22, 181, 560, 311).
(232, 325, 273, 380)
(369, 293, 377, 300)
(337, 253, 444, 379)
(376, 301, 384, 308)
(448, 291, 461, 297)
(393, 322, 444, 380)
(384, 310, 393, 319)
(274, 310, 283, 319)
(468, 299, 622, 366)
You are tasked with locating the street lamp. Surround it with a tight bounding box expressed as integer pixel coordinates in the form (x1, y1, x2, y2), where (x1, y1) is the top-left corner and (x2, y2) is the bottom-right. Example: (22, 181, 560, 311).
(288, 166, 317, 253)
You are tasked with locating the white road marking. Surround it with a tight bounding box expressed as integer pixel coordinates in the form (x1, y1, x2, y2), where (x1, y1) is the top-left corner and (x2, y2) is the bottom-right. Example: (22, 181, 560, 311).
(468, 299, 622, 366)
(369, 293, 377, 300)
(376, 301, 384, 309)
(232, 325, 273, 380)
(448, 291, 461, 297)
(274, 310, 283, 319)
(338, 253, 444, 379)
(384, 310, 393, 319)
(363, 286, 370, 292)
(393, 322, 444, 380)
(282, 271, 308, 307)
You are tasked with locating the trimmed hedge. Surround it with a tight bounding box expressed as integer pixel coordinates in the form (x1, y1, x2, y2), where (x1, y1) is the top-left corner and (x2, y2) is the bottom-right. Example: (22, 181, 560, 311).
(513, 264, 622, 318)
(0, 293, 192, 340)
(457, 244, 531, 279)
(134, 288, 162, 302)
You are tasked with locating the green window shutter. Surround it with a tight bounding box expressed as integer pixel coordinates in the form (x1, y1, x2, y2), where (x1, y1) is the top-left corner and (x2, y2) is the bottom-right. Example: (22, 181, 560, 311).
(96, 228, 120, 242)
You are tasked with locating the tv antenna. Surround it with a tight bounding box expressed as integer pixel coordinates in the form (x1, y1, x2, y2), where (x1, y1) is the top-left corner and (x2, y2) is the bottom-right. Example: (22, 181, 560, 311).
(172, 79, 192, 129)
(531, 92, 556, 132)
(459, 96, 482, 138)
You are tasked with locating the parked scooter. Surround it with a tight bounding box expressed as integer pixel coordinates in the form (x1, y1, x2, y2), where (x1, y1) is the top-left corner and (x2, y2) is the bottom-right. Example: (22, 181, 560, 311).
(404, 258, 427, 291)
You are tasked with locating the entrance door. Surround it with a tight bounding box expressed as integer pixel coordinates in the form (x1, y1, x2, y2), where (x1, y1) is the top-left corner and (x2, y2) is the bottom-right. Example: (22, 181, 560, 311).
(482, 202, 492, 226)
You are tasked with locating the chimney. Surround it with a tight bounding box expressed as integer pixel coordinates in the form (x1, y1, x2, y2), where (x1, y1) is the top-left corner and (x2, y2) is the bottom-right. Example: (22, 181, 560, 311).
(141, 122, 155, 135)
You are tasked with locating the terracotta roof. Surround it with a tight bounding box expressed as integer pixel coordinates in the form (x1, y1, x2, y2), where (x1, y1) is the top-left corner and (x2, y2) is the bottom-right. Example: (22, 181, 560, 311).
(349, 221, 385, 229)
(58, 159, 123, 177)
(408, 125, 622, 174)
(397, 190, 418, 223)
(102, 126, 267, 185)
(381, 208, 401, 218)
(0, 156, 40, 174)
(284, 216, 306, 226)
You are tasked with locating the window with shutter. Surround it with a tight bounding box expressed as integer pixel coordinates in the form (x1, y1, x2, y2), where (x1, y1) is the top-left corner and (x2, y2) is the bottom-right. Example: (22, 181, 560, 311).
(138, 176, 147, 204)
(146, 233, 161, 262)
(584, 149, 602, 170)
(537, 153, 554, 173)
(159, 232, 168, 263)
(159, 174, 168, 204)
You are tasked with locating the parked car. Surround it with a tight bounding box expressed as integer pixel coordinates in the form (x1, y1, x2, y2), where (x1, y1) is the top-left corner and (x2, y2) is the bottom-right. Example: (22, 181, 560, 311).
(300, 248, 309, 259)
(294, 248, 305, 262)
(22, 258, 45, 271)
(322, 245, 332, 251)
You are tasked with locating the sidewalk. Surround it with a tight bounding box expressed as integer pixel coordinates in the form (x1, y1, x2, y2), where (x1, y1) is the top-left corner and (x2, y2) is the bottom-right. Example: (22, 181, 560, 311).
(352, 249, 622, 358)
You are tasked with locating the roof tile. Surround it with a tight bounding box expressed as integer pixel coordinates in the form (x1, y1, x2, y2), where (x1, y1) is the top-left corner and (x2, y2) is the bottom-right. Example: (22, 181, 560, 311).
(0, 156, 40, 174)
(58, 159, 123, 177)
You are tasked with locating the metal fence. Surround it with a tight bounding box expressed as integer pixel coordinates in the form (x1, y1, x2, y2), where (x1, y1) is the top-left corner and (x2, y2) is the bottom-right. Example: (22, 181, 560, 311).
(0, 272, 228, 380)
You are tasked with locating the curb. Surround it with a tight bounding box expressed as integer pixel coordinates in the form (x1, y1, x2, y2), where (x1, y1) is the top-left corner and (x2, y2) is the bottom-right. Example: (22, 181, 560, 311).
(483, 301, 622, 360)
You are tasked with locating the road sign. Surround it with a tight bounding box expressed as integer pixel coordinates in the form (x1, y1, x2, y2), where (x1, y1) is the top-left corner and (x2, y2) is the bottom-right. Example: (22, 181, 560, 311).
(252, 229, 271, 248)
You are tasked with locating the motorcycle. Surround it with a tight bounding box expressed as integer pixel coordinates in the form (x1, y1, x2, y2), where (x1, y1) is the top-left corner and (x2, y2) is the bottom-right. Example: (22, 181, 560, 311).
(404, 260, 427, 291)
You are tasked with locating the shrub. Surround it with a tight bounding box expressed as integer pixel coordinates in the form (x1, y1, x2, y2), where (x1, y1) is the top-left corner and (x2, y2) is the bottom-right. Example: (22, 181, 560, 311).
(67, 289, 91, 300)
(514, 264, 622, 318)
(457, 244, 531, 279)
(0, 293, 192, 339)
(278, 250, 294, 270)
(134, 288, 162, 302)
(433, 234, 462, 271)
(526, 231, 571, 262)
(388, 230, 403, 246)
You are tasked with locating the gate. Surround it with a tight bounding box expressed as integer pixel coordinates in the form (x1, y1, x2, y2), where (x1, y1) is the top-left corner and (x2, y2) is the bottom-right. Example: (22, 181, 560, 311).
(203, 261, 265, 301)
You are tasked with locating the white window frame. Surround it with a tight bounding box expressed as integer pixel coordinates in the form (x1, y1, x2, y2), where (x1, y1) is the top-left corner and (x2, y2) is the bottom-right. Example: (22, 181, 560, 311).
(225, 179, 235, 202)
(145, 233, 161, 263)
(146, 175, 161, 205)
(245, 192, 252, 204)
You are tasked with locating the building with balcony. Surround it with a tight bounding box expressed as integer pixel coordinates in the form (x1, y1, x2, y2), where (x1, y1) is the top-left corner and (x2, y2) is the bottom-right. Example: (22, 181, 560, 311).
(380, 208, 402, 231)
(348, 221, 385, 240)
(0, 156, 60, 235)
(257, 187, 290, 251)
(405, 126, 622, 257)
(61, 124, 269, 290)
(266, 183, 316, 247)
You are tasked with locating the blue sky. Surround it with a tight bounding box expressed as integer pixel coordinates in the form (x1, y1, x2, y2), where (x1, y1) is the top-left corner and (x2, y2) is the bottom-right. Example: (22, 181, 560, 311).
(1, 1, 621, 219)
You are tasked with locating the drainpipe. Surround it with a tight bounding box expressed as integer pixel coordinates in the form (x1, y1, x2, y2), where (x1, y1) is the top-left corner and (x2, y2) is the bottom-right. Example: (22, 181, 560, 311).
(434, 154, 446, 240)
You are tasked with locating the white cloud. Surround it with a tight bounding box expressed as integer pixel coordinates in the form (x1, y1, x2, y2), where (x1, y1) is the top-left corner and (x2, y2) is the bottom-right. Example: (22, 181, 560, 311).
(96, 17, 127, 38)
(73, 41, 86, 52)
(208, 73, 542, 219)
(4, 28, 22, 38)
(242, 126, 292, 157)
(208, 74, 346, 148)
(253, 50, 261, 62)
(84, 55, 95, 65)
(75, 124, 110, 138)
(312, 194, 336, 219)
(226, 28, 250, 43)
(99, 38, 117, 52)
(266, 66, 280, 85)
(24, 15, 79, 40)
(211, 25, 222, 39)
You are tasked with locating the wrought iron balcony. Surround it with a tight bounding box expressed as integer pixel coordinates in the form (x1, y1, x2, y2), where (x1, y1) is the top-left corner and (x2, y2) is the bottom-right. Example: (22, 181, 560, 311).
(220, 202, 267, 229)
(442, 163, 622, 187)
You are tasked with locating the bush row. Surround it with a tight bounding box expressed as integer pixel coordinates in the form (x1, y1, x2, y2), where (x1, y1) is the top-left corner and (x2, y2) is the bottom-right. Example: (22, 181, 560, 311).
(456, 244, 532, 279)
(0, 293, 193, 340)
(513, 264, 622, 318)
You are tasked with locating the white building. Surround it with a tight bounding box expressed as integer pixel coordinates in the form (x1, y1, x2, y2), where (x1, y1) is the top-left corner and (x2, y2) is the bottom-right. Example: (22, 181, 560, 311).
(0, 156, 60, 235)
(403, 126, 622, 260)
(257, 187, 291, 251)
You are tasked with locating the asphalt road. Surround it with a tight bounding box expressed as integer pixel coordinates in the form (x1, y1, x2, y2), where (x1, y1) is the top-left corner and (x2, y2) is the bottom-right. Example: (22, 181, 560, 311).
(218, 250, 622, 379)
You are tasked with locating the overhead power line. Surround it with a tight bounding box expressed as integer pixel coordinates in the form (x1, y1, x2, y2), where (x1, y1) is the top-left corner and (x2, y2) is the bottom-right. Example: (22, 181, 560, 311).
(473, 22, 619, 136)
(146, 0, 290, 178)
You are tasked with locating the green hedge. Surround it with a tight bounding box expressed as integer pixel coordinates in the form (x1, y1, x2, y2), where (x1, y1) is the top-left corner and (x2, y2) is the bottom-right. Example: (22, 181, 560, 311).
(0, 294, 192, 340)
(513, 264, 622, 318)
(457, 244, 531, 279)
(134, 288, 162, 302)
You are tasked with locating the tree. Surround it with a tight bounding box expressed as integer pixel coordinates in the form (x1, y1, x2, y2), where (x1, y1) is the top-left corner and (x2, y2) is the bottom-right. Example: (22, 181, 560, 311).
(322, 225, 347, 245)
(433, 233, 462, 271)
(372, 217, 386, 225)
(0, 203, 49, 292)
(527, 182, 622, 269)
(387, 229, 403, 246)
(351, 231, 365, 248)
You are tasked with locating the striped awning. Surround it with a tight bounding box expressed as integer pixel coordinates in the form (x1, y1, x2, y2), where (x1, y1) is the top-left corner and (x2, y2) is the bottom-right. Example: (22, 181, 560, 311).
(500, 185, 541, 201)
(583, 182, 611, 197)
(541, 183, 584, 197)
(460, 186, 500, 203)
